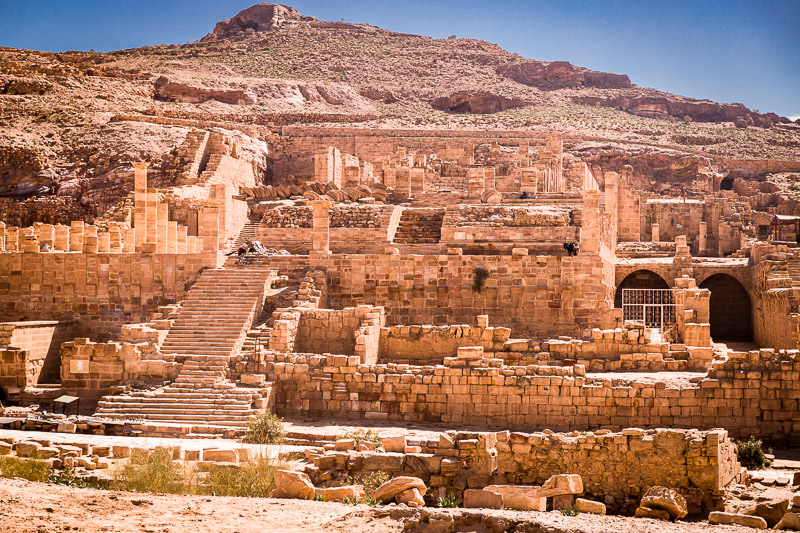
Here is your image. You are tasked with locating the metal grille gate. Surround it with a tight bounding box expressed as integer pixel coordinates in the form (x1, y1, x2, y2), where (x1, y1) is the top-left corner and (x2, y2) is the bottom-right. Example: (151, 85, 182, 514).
(621, 289, 678, 335)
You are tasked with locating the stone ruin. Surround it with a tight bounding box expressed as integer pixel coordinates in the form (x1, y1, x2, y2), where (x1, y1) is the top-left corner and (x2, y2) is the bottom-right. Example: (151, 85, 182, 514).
(1, 124, 800, 526)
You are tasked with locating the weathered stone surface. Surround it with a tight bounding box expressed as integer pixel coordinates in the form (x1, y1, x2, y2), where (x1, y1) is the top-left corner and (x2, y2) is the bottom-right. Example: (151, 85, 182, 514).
(463, 489, 503, 509)
(728, 488, 790, 527)
(575, 498, 606, 515)
(497, 60, 632, 90)
(202, 3, 302, 41)
(381, 436, 407, 453)
(396, 487, 425, 507)
(15, 441, 42, 457)
(634, 507, 671, 520)
(484, 485, 545, 511)
(709, 512, 768, 529)
(363, 452, 405, 471)
(430, 92, 530, 114)
(272, 470, 315, 500)
(553, 494, 575, 511)
(314, 485, 364, 501)
(539, 474, 583, 497)
(0, 441, 11, 455)
(775, 512, 800, 531)
(334, 439, 356, 451)
(154, 77, 255, 105)
(372, 476, 427, 503)
(202, 449, 238, 463)
(640, 486, 687, 520)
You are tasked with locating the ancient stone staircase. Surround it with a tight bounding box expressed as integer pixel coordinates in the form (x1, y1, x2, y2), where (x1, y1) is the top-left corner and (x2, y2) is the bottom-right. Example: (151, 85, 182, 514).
(94, 355, 271, 432)
(393, 208, 445, 244)
(159, 268, 273, 358)
(94, 267, 276, 432)
(232, 221, 260, 251)
(787, 258, 800, 286)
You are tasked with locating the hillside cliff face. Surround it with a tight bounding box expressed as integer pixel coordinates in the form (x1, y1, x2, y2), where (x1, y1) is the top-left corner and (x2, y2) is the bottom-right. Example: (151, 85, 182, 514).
(201, 3, 303, 41)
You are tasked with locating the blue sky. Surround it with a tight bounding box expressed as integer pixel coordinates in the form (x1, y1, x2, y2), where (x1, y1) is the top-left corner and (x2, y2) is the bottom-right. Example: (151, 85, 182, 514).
(1, 0, 798, 119)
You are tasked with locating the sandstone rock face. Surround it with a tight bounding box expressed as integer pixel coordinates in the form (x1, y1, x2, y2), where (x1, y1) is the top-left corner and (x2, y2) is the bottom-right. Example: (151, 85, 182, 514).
(484, 485, 546, 511)
(639, 486, 688, 520)
(0, 75, 52, 95)
(372, 476, 427, 503)
(202, 3, 301, 41)
(272, 469, 315, 500)
(153, 77, 255, 105)
(430, 91, 530, 114)
(709, 512, 768, 529)
(497, 60, 632, 90)
(314, 485, 363, 501)
(571, 94, 784, 126)
(463, 489, 503, 509)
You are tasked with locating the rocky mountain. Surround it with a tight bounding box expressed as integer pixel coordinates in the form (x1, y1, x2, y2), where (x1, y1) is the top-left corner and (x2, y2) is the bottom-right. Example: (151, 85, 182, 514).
(0, 2, 797, 223)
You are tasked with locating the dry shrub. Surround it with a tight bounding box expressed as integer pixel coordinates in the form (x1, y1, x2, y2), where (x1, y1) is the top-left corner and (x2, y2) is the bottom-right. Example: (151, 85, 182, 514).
(0, 456, 51, 482)
(114, 447, 195, 494)
(200, 454, 287, 497)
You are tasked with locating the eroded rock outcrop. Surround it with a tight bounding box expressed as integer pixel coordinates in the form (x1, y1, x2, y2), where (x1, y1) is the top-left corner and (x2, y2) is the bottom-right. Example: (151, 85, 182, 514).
(497, 60, 632, 90)
(431, 91, 529, 114)
(572, 94, 787, 126)
(153, 76, 255, 105)
(201, 3, 302, 41)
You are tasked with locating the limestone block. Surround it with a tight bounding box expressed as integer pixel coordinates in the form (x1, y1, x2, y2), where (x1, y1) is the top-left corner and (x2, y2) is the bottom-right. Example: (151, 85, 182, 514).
(639, 486, 687, 520)
(484, 485, 546, 511)
(457, 346, 484, 361)
(314, 485, 364, 501)
(0, 441, 11, 455)
(272, 470, 315, 500)
(464, 489, 503, 509)
(334, 439, 355, 451)
(57, 423, 76, 433)
(553, 494, 575, 511)
(396, 487, 425, 507)
(372, 476, 427, 503)
(708, 512, 767, 529)
(382, 436, 407, 453)
(575, 498, 606, 515)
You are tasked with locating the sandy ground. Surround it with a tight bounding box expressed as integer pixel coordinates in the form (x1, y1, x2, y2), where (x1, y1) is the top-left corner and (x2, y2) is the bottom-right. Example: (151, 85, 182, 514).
(0, 477, 762, 533)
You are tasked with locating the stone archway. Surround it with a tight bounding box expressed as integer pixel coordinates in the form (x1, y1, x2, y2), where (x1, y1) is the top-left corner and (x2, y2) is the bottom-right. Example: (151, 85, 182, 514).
(699, 273, 752, 341)
(719, 177, 734, 191)
(614, 269, 670, 308)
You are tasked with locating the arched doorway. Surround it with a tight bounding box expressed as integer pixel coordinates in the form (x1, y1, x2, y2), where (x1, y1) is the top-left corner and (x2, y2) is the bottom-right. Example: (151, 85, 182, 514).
(719, 177, 734, 191)
(699, 274, 752, 341)
(614, 270, 670, 308)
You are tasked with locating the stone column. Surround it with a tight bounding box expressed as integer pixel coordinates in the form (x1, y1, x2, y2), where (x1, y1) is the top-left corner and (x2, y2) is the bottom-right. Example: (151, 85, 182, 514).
(69, 221, 84, 252)
(83, 226, 98, 254)
(198, 206, 220, 252)
(37, 224, 55, 248)
(177, 226, 187, 254)
(108, 224, 123, 252)
(123, 227, 136, 252)
(156, 204, 169, 253)
(54, 225, 69, 251)
(410, 168, 425, 195)
(310, 200, 331, 254)
(97, 232, 111, 253)
(699, 222, 707, 255)
(651, 223, 660, 243)
(145, 189, 158, 246)
(21, 228, 38, 253)
(580, 190, 600, 254)
(674, 235, 692, 265)
(133, 162, 148, 251)
(605, 171, 619, 248)
(167, 221, 178, 254)
(0, 221, 5, 251)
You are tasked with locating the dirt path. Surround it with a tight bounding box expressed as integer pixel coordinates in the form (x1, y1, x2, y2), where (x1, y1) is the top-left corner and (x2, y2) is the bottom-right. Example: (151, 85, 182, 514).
(0, 478, 758, 533)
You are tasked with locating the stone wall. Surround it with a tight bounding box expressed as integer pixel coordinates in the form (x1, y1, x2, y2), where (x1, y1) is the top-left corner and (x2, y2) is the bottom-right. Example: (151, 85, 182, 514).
(0, 320, 77, 390)
(307, 428, 739, 514)
(268, 347, 800, 443)
(312, 252, 615, 338)
(0, 252, 216, 340)
(60, 338, 179, 400)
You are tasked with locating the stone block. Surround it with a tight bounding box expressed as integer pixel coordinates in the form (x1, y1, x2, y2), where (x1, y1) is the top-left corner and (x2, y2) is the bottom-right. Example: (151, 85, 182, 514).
(272, 470, 315, 500)
(372, 476, 427, 503)
(484, 485, 546, 511)
(381, 436, 407, 453)
(396, 487, 425, 507)
(16, 441, 42, 457)
(202, 449, 238, 463)
(575, 498, 606, 515)
(539, 474, 583, 497)
(315, 485, 364, 502)
(709, 512, 767, 529)
(639, 486, 687, 520)
(634, 506, 671, 520)
(464, 489, 503, 509)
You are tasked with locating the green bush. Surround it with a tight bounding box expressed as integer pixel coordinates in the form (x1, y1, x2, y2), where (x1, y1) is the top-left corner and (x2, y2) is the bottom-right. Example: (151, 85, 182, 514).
(242, 411, 286, 445)
(113, 447, 195, 494)
(335, 429, 383, 448)
(436, 494, 462, 508)
(0, 456, 51, 482)
(560, 506, 579, 516)
(734, 436, 772, 469)
(344, 471, 392, 497)
(200, 455, 286, 497)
